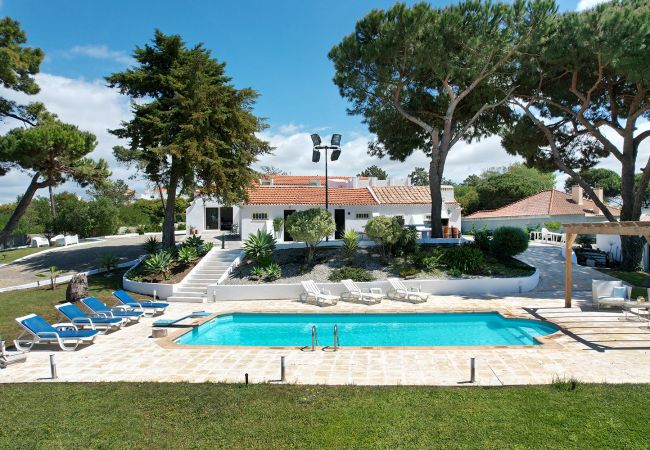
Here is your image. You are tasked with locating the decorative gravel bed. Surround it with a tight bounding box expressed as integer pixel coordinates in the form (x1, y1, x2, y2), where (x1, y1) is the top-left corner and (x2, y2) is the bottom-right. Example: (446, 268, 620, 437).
(224, 246, 533, 285)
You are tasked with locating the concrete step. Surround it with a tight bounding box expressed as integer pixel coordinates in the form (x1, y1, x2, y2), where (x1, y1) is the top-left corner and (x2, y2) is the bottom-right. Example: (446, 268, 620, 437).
(167, 295, 206, 303)
(182, 282, 210, 288)
(187, 275, 221, 282)
(175, 288, 206, 295)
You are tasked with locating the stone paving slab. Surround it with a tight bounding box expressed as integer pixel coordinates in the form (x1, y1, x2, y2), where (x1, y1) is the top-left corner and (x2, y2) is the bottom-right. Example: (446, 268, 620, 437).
(2, 292, 650, 386)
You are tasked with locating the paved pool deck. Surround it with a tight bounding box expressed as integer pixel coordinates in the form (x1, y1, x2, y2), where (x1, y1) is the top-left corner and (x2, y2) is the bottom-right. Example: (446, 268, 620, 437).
(2, 292, 650, 386)
(3, 243, 647, 386)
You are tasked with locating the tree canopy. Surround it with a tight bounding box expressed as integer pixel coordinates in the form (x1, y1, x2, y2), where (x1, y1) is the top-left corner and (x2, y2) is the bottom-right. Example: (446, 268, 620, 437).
(284, 208, 335, 265)
(86, 179, 135, 207)
(0, 18, 44, 127)
(408, 167, 429, 186)
(329, 0, 554, 237)
(0, 109, 108, 244)
(358, 165, 387, 180)
(107, 30, 271, 248)
(502, 0, 650, 268)
(563, 168, 621, 199)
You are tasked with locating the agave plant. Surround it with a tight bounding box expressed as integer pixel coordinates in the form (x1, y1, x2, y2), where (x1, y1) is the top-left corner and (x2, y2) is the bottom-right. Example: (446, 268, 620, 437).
(143, 251, 173, 279)
(243, 230, 276, 262)
(341, 229, 359, 263)
(262, 262, 282, 281)
(199, 242, 215, 257)
(249, 265, 265, 281)
(142, 236, 159, 254)
(184, 234, 205, 248)
(177, 245, 198, 265)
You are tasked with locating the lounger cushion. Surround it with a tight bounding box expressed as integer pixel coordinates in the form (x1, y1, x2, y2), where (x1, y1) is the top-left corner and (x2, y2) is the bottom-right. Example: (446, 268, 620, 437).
(53, 329, 98, 339)
(140, 301, 169, 308)
(611, 286, 627, 299)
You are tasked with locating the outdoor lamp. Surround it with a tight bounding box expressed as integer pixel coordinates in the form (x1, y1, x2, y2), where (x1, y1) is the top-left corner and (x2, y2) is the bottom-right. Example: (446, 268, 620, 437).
(312, 149, 321, 163)
(330, 133, 341, 147)
(311, 134, 322, 147)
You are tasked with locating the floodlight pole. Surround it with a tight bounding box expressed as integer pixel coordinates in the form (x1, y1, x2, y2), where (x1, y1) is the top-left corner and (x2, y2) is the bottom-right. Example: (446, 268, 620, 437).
(311, 133, 342, 242)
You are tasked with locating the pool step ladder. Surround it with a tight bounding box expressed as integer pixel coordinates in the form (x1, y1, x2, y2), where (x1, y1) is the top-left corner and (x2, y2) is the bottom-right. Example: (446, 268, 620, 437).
(301, 325, 319, 352)
(323, 324, 340, 352)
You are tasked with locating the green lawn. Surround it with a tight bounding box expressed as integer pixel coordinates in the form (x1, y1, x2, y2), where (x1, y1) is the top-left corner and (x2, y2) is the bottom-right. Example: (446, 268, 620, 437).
(0, 246, 50, 264)
(0, 383, 649, 448)
(0, 270, 144, 342)
(596, 268, 650, 298)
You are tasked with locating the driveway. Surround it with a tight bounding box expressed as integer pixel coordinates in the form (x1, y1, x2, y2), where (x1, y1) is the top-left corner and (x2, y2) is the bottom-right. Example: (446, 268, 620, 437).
(518, 242, 617, 294)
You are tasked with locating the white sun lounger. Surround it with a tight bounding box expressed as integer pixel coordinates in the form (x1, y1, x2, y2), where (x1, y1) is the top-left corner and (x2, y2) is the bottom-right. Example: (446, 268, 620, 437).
(340, 279, 383, 304)
(387, 278, 429, 303)
(14, 313, 99, 352)
(300, 280, 338, 306)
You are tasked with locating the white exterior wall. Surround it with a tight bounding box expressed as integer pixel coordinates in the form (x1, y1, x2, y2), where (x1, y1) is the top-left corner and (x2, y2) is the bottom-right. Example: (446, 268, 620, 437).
(185, 197, 240, 233)
(462, 214, 610, 232)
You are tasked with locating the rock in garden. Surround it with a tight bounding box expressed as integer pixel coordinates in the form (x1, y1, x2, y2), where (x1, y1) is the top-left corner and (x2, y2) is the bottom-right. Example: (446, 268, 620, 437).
(66, 273, 88, 303)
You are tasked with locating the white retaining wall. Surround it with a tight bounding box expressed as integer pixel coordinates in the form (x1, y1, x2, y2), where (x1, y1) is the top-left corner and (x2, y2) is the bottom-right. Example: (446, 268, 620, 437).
(207, 269, 539, 302)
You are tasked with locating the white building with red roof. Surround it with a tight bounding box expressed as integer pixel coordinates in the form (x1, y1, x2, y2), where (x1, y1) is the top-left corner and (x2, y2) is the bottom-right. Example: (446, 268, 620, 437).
(462, 186, 620, 232)
(186, 175, 461, 240)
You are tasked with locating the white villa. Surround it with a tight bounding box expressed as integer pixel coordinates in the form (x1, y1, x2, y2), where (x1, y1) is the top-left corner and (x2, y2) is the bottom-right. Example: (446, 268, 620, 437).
(186, 175, 462, 240)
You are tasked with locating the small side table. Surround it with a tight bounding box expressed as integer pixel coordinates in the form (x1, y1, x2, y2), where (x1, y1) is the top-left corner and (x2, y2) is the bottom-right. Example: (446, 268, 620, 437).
(623, 301, 649, 321)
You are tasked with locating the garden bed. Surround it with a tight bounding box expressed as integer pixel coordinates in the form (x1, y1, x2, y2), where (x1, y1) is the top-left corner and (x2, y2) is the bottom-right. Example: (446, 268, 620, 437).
(225, 245, 535, 285)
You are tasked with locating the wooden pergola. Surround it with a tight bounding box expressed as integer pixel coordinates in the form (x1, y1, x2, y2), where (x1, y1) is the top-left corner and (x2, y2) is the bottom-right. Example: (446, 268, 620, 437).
(564, 221, 650, 308)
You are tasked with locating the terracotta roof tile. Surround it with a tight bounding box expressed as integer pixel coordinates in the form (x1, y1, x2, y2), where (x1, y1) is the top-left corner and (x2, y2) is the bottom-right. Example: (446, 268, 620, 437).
(247, 186, 377, 206)
(257, 175, 353, 186)
(372, 186, 433, 204)
(465, 190, 621, 219)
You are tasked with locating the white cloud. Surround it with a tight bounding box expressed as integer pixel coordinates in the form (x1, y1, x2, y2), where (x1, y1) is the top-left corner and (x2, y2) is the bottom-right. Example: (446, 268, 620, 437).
(64, 45, 134, 66)
(576, 0, 610, 11)
(0, 72, 148, 203)
(255, 127, 522, 182)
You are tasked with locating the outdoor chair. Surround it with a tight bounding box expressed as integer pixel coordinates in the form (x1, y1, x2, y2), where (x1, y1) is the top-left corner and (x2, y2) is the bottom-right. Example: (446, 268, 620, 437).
(80, 297, 143, 323)
(300, 280, 338, 306)
(55, 302, 126, 333)
(340, 279, 383, 304)
(14, 313, 99, 352)
(113, 290, 169, 316)
(0, 339, 27, 368)
(387, 278, 429, 303)
(591, 280, 630, 309)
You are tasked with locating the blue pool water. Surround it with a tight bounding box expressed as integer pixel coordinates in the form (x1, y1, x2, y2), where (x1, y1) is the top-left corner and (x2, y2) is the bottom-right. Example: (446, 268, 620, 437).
(176, 312, 558, 347)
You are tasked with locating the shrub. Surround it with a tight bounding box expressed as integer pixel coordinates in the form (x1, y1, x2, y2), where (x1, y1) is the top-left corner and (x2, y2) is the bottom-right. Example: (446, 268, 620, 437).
(285, 208, 335, 265)
(473, 228, 492, 252)
(243, 230, 276, 262)
(576, 234, 595, 248)
(143, 236, 159, 254)
(442, 245, 485, 274)
(394, 227, 418, 257)
(399, 266, 418, 278)
(143, 251, 173, 279)
(272, 217, 284, 233)
(262, 262, 282, 281)
(544, 221, 562, 231)
(177, 245, 198, 265)
(490, 226, 529, 259)
(146, 223, 162, 233)
(411, 247, 445, 271)
(98, 254, 119, 273)
(341, 229, 359, 263)
(184, 234, 205, 248)
(136, 224, 147, 235)
(364, 216, 402, 258)
(328, 266, 375, 282)
(176, 223, 186, 231)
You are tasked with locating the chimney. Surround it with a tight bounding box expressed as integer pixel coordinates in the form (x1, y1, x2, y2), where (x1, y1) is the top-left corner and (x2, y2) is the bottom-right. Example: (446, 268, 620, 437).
(593, 187, 604, 203)
(571, 185, 583, 205)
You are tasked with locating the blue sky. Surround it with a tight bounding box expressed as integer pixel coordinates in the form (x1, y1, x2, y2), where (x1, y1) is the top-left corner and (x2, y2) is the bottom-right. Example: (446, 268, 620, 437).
(0, 0, 612, 202)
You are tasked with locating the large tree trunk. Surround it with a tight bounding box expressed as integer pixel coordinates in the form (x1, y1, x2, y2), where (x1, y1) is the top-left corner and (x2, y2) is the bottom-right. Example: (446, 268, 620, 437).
(48, 184, 57, 217)
(428, 155, 444, 238)
(0, 173, 45, 247)
(161, 163, 179, 250)
(620, 138, 643, 270)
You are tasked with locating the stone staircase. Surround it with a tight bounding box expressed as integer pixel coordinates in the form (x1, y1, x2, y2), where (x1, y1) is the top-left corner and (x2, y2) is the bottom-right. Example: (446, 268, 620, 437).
(167, 248, 242, 303)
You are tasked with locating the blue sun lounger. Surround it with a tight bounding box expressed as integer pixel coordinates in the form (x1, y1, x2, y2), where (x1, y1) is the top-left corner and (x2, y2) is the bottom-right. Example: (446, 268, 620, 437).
(81, 297, 143, 323)
(153, 311, 212, 327)
(113, 290, 169, 316)
(55, 302, 126, 333)
(14, 313, 99, 352)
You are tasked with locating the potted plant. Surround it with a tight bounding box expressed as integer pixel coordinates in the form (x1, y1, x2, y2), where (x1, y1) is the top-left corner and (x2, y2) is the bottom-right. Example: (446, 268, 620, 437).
(272, 217, 284, 239)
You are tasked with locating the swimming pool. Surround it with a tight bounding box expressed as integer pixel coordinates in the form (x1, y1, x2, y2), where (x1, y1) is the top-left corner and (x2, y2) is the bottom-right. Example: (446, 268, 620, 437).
(176, 312, 559, 347)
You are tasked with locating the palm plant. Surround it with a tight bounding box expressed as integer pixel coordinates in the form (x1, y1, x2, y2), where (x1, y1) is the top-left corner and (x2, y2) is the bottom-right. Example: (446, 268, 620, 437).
(36, 265, 65, 290)
(177, 245, 198, 265)
(98, 254, 120, 273)
(341, 229, 359, 263)
(243, 230, 276, 262)
(143, 236, 159, 254)
(143, 251, 173, 279)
